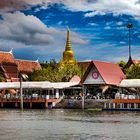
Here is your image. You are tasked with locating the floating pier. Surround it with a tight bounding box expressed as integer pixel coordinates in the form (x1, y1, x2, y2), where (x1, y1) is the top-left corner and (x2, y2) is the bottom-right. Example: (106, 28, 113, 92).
(103, 99, 140, 111)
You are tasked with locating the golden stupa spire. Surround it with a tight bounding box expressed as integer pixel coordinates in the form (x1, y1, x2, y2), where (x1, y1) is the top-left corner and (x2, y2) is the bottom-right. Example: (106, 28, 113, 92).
(65, 28, 71, 50)
(60, 28, 76, 65)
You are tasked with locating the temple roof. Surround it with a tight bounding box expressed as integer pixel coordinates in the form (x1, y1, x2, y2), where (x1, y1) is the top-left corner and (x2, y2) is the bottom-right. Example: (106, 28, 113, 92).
(16, 59, 41, 73)
(81, 60, 125, 86)
(131, 60, 140, 64)
(125, 56, 140, 68)
(0, 51, 16, 65)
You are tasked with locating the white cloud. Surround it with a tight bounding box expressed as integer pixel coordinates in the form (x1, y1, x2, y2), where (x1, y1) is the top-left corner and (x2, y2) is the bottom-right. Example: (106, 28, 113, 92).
(120, 41, 126, 44)
(106, 22, 113, 26)
(117, 21, 123, 26)
(57, 21, 63, 25)
(104, 26, 111, 30)
(0, 12, 88, 60)
(0, 12, 54, 45)
(133, 31, 139, 34)
(0, 12, 87, 46)
(84, 11, 105, 17)
(1, 0, 140, 18)
(88, 23, 98, 26)
(61, 0, 140, 17)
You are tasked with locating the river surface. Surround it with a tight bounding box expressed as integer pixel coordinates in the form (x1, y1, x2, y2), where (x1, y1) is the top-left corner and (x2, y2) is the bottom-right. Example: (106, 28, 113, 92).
(0, 109, 139, 140)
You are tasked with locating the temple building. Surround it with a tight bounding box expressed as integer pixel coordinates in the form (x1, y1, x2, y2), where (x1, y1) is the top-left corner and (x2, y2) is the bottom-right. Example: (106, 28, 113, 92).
(0, 50, 41, 82)
(60, 28, 76, 65)
(16, 59, 41, 80)
(0, 51, 18, 82)
(81, 60, 125, 98)
(125, 56, 140, 68)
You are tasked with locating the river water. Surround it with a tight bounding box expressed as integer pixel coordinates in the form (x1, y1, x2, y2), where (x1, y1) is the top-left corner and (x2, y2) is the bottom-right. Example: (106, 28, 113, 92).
(0, 109, 139, 140)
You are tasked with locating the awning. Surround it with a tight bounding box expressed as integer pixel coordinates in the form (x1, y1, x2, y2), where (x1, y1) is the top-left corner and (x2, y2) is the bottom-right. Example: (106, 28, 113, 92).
(0, 81, 79, 89)
(120, 79, 140, 88)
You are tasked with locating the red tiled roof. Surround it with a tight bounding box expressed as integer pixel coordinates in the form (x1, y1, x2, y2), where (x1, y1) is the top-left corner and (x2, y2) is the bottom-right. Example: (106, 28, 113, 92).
(0, 51, 16, 64)
(132, 60, 140, 64)
(125, 56, 140, 68)
(70, 75, 81, 83)
(82, 60, 125, 86)
(16, 59, 41, 73)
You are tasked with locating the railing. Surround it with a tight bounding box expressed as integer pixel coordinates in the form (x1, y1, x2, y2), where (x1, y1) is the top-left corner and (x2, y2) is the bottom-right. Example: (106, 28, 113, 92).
(0, 95, 61, 101)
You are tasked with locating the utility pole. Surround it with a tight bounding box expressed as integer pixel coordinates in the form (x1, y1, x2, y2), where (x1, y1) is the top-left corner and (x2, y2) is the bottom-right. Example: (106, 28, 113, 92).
(127, 23, 133, 58)
(82, 85, 85, 110)
(20, 73, 23, 110)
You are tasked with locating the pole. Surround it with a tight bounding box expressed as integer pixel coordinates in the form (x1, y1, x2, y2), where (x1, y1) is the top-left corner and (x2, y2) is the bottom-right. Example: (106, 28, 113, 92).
(20, 73, 23, 110)
(128, 27, 131, 57)
(127, 23, 133, 58)
(82, 85, 85, 110)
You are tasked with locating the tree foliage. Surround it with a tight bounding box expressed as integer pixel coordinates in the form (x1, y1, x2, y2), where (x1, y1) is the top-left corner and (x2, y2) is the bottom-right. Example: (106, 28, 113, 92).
(118, 61, 127, 70)
(126, 64, 140, 79)
(0, 71, 5, 82)
(118, 61, 140, 79)
(28, 59, 81, 82)
(59, 63, 81, 82)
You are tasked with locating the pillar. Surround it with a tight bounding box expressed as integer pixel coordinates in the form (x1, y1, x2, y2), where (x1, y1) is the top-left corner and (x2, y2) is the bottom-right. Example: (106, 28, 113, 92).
(1, 102, 3, 108)
(82, 85, 85, 110)
(56, 89, 59, 99)
(127, 103, 130, 109)
(120, 103, 123, 109)
(30, 102, 32, 108)
(82, 95, 85, 110)
(113, 103, 116, 109)
(134, 103, 137, 109)
(45, 102, 48, 109)
(15, 102, 18, 108)
(104, 103, 107, 109)
(108, 103, 111, 109)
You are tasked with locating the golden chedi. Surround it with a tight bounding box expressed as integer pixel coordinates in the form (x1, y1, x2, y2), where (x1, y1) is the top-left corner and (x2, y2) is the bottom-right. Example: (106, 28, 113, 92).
(60, 28, 76, 65)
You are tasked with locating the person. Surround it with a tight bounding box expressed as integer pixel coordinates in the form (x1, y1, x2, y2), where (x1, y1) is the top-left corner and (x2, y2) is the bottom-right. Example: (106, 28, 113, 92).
(115, 91, 120, 99)
(79, 92, 83, 97)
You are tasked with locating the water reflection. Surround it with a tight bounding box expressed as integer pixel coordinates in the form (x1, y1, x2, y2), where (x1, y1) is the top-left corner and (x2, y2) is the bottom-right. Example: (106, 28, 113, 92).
(0, 109, 139, 140)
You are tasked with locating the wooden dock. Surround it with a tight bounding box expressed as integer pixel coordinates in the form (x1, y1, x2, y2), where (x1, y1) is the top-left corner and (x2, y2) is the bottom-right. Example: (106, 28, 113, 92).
(103, 99, 140, 111)
(0, 98, 60, 109)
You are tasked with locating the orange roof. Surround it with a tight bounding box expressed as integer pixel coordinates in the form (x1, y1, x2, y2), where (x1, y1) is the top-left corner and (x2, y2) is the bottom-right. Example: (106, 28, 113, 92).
(70, 75, 81, 83)
(132, 60, 140, 64)
(16, 59, 41, 73)
(0, 51, 16, 64)
(81, 60, 125, 86)
(125, 56, 140, 68)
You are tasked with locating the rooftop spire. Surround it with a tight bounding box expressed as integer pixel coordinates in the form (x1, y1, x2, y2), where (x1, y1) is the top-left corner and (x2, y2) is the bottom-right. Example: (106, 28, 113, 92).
(60, 28, 76, 65)
(65, 28, 71, 50)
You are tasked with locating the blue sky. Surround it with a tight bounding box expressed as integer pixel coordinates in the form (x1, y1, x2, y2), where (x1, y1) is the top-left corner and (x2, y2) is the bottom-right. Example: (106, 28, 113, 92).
(0, 0, 140, 62)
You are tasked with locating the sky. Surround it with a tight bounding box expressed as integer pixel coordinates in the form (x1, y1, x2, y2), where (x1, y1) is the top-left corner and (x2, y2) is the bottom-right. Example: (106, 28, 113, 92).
(0, 0, 140, 62)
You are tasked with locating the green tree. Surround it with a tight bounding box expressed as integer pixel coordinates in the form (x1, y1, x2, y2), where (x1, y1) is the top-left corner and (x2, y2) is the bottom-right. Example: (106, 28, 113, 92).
(59, 64, 81, 82)
(126, 64, 140, 79)
(0, 71, 5, 82)
(118, 61, 127, 70)
(28, 60, 81, 82)
(28, 68, 48, 81)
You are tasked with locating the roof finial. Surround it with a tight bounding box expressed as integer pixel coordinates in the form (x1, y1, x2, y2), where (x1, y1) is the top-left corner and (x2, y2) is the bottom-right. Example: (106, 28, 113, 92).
(9, 48, 13, 54)
(66, 27, 71, 50)
(36, 58, 39, 62)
